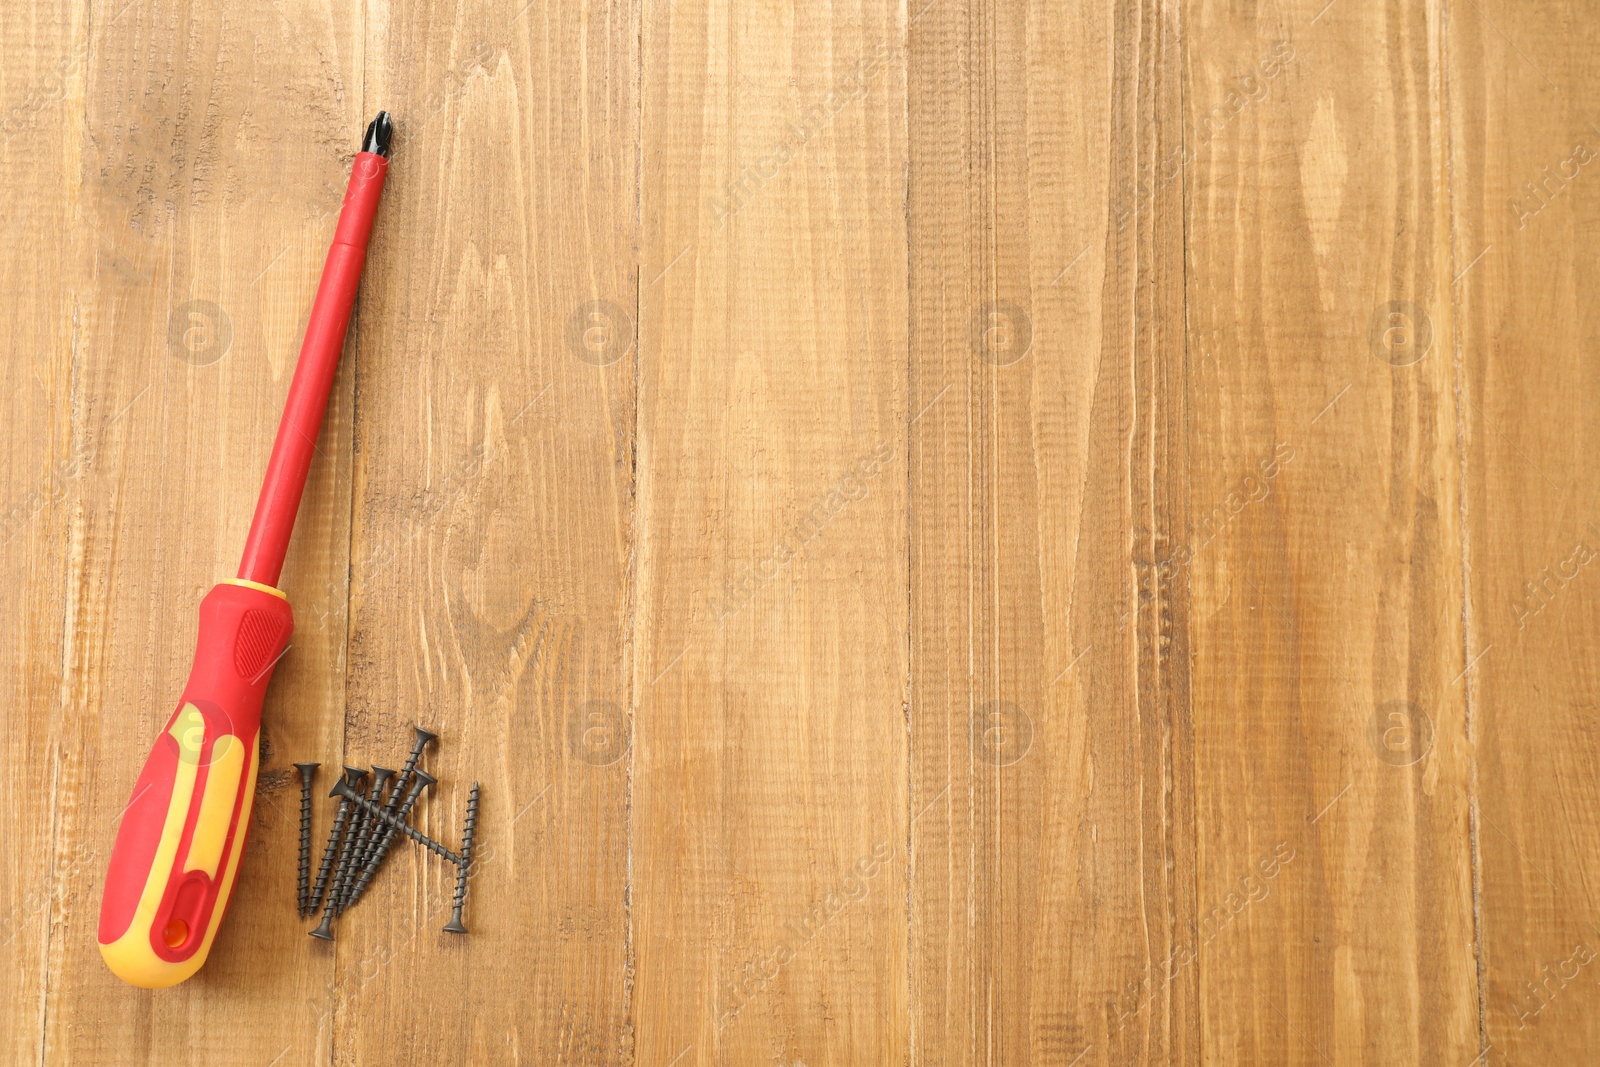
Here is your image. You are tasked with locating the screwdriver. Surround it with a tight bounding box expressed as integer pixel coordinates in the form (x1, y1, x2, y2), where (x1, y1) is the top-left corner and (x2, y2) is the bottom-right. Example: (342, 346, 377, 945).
(98, 112, 393, 988)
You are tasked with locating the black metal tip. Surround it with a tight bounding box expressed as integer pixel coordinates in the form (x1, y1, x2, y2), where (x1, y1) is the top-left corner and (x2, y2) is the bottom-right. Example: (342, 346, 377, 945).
(362, 111, 393, 157)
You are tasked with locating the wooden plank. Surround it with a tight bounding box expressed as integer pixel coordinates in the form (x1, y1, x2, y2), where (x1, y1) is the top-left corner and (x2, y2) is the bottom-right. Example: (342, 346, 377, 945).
(1448, 3, 1600, 1061)
(631, 0, 908, 1063)
(331, 1, 638, 1063)
(1182, 0, 1479, 1062)
(906, 0, 1195, 1063)
(38, 0, 365, 1062)
(6, 0, 1599, 1061)
(0, 0, 84, 1062)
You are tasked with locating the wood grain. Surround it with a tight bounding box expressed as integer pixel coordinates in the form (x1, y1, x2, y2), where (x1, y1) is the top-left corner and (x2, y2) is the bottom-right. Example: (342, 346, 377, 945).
(2, 0, 1599, 1062)
(906, 0, 1194, 1063)
(1183, 0, 1478, 1062)
(333, 0, 638, 1062)
(36, 0, 364, 1062)
(0, 1, 83, 1063)
(632, 0, 908, 1063)
(1449, 2, 1600, 1060)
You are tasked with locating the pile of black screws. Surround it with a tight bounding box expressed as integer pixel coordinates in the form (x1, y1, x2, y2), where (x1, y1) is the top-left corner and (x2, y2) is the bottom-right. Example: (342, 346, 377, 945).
(293, 726, 481, 939)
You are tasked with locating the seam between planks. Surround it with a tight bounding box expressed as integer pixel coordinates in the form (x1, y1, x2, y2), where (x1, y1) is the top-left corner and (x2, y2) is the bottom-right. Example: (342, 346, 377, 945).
(625, 0, 644, 1060)
(1437, 0, 1491, 1059)
(41, 2, 93, 1059)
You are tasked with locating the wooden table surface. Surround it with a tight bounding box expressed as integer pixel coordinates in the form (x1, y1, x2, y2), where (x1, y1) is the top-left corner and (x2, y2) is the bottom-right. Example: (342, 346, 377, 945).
(4, 0, 1597, 1063)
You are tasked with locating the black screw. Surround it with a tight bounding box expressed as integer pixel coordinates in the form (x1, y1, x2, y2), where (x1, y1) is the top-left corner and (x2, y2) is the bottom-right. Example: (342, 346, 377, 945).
(337, 766, 394, 912)
(346, 768, 436, 907)
(443, 781, 480, 934)
(330, 775, 461, 865)
(306, 766, 363, 919)
(355, 728, 434, 869)
(309, 766, 367, 940)
(293, 763, 319, 917)
(393, 727, 438, 806)
(345, 767, 398, 902)
(344, 726, 435, 896)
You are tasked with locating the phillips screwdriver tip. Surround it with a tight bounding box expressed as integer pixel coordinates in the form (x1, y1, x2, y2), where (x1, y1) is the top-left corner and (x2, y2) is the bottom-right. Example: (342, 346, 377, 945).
(362, 111, 393, 157)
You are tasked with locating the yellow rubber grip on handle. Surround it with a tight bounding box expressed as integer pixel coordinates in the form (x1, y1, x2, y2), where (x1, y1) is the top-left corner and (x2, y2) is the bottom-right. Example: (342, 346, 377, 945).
(98, 582, 291, 987)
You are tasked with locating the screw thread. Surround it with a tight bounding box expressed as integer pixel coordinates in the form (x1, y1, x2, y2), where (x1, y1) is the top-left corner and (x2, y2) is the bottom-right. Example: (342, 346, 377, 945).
(445, 782, 480, 934)
(324, 770, 370, 918)
(295, 765, 317, 917)
(307, 800, 350, 915)
(337, 770, 392, 911)
(338, 785, 461, 866)
(346, 774, 432, 906)
(310, 807, 354, 939)
(353, 730, 432, 876)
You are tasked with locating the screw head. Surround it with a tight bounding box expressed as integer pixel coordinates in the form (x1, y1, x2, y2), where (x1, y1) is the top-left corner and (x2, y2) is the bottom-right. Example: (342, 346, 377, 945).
(294, 762, 320, 774)
(343, 765, 367, 784)
(413, 726, 439, 747)
(329, 778, 359, 801)
(442, 918, 467, 935)
(412, 769, 438, 788)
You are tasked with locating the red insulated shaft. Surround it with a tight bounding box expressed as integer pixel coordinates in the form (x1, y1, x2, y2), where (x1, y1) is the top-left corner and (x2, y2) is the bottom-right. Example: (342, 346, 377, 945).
(238, 115, 392, 586)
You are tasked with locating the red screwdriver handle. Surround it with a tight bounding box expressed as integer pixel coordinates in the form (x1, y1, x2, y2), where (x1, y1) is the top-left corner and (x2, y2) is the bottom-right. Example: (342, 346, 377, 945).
(97, 581, 292, 987)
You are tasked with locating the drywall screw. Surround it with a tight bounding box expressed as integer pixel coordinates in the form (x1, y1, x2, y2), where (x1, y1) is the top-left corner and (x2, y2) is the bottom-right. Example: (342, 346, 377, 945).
(347, 726, 436, 886)
(307, 766, 365, 920)
(352, 726, 437, 875)
(391, 727, 438, 807)
(330, 775, 461, 865)
(309, 766, 367, 940)
(325, 766, 383, 919)
(346, 768, 437, 907)
(350, 729, 435, 883)
(293, 762, 319, 917)
(336, 765, 394, 911)
(345, 764, 398, 895)
(443, 781, 480, 934)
